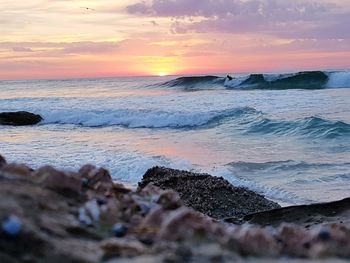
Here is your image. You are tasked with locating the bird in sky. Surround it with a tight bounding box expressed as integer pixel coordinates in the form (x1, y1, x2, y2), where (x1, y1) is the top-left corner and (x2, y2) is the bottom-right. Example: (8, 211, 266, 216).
(81, 7, 96, 11)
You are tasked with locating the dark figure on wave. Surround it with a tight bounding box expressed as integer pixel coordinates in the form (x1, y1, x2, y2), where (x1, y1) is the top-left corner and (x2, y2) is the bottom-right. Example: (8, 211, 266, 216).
(226, 75, 233, 81)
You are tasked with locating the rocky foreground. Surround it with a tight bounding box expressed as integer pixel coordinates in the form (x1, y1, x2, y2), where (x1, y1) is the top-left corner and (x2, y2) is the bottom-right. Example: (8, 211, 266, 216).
(0, 154, 350, 263)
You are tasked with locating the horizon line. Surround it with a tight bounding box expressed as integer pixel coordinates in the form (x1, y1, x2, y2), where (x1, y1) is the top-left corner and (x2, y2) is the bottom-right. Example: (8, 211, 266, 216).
(1, 67, 349, 82)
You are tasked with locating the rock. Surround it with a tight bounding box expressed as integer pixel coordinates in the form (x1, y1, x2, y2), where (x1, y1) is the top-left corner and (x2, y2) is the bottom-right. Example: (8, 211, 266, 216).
(225, 225, 281, 257)
(0, 111, 42, 126)
(139, 167, 280, 219)
(79, 200, 101, 226)
(101, 238, 149, 258)
(139, 183, 182, 210)
(35, 166, 81, 196)
(79, 165, 113, 192)
(112, 223, 128, 238)
(1, 155, 350, 262)
(79, 164, 97, 178)
(277, 224, 313, 257)
(157, 189, 182, 210)
(0, 164, 33, 179)
(2, 215, 22, 236)
(243, 197, 350, 227)
(158, 207, 220, 242)
(0, 154, 6, 168)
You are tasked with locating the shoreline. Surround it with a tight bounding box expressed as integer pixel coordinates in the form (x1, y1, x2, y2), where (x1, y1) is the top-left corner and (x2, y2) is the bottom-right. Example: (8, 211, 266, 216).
(1, 154, 349, 262)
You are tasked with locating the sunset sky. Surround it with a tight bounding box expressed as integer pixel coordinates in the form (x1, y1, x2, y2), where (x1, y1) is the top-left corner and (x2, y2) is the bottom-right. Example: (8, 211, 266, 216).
(1, 0, 350, 80)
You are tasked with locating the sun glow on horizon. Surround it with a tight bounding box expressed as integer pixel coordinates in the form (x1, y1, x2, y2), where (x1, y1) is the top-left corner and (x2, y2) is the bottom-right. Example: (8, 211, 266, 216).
(1, 0, 350, 80)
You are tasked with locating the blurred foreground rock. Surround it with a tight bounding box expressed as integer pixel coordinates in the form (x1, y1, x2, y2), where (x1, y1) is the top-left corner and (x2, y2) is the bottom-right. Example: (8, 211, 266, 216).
(0, 154, 349, 262)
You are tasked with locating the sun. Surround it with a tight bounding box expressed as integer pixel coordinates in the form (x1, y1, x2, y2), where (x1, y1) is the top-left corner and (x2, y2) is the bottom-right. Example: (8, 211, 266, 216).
(157, 72, 167, 77)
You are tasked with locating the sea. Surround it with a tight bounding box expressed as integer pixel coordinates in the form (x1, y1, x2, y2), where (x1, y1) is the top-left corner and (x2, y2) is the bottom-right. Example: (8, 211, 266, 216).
(1, 71, 349, 206)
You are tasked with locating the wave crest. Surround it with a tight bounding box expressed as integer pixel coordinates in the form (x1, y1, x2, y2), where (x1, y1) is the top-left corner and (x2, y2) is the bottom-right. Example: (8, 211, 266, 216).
(156, 75, 225, 90)
(154, 71, 350, 90)
(246, 116, 350, 139)
(41, 107, 258, 129)
(225, 71, 330, 89)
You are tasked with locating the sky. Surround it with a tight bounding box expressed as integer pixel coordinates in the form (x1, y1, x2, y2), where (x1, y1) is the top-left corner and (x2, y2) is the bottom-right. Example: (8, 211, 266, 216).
(1, 0, 350, 80)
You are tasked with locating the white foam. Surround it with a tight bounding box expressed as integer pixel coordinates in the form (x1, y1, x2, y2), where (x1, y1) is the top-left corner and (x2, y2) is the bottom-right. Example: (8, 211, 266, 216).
(108, 154, 193, 184)
(40, 107, 252, 128)
(210, 167, 308, 206)
(263, 73, 297, 82)
(224, 75, 249, 88)
(326, 72, 350, 88)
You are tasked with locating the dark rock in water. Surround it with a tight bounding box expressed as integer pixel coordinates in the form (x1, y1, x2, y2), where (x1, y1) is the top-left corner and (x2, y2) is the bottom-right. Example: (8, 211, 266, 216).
(243, 197, 350, 227)
(0, 111, 43, 126)
(138, 167, 280, 219)
(0, 155, 6, 168)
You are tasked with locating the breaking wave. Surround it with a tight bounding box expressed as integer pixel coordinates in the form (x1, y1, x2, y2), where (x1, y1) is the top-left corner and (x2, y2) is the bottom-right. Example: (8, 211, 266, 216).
(39, 107, 350, 139)
(40, 107, 258, 129)
(157, 71, 350, 90)
(156, 75, 225, 90)
(225, 71, 329, 89)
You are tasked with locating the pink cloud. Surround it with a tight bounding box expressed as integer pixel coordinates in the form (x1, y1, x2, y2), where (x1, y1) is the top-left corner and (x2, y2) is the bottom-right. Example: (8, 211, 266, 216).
(62, 42, 120, 54)
(127, 0, 350, 39)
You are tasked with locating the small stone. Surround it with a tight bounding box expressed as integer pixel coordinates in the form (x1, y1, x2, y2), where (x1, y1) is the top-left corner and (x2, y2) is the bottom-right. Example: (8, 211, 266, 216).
(81, 177, 89, 187)
(112, 223, 128, 238)
(138, 203, 151, 216)
(2, 215, 22, 236)
(318, 229, 331, 241)
(79, 208, 92, 226)
(96, 198, 108, 206)
(303, 242, 311, 249)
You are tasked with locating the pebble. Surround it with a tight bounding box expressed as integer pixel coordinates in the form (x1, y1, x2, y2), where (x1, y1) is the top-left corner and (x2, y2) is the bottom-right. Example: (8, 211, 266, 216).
(81, 177, 89, 187)
(138, 203, 151, 216)
(2, 215, 22, 236)
(96, 198, 108, 206)
(112, 223, 128, 238)
(318, 229, 331, 241)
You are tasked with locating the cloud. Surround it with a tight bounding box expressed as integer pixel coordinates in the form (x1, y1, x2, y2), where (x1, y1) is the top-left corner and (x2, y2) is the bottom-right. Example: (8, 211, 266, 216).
(0, 41, 121, 60)
(62, 42, 120, 54)
(127, 0, 350, 39)
(12, 47, 33, 52)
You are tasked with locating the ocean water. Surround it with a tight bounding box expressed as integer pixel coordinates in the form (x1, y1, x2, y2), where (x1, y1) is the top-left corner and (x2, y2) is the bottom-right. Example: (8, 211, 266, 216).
(0, 71, 349, 206)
